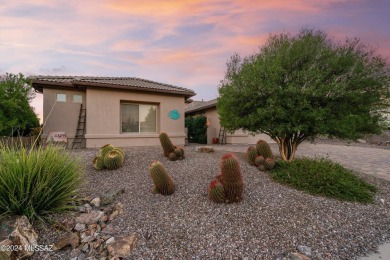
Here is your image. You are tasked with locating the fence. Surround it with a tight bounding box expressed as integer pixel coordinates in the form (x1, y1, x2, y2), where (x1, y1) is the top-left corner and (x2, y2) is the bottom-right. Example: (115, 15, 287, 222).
(0, 136, 38, 149)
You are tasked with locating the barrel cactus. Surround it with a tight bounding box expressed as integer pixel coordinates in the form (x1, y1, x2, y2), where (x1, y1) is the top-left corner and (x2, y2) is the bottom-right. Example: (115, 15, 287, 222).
(104, 150, 124, 170)
(263, 158, 276, 170)
(168, 152, 177, 161)
(220, 153, 243, 203)
(256, 140, 273, 159)
(159, 132, 175, 157)
(208, 179, 226, 203)
(254, 155, 265, 167)
(246, 146, 257, 166)
(148, 161, 175, 195)
(113, 147, 125, 158)
(93, 155, 105, 170)
(100, 144, 115, 157)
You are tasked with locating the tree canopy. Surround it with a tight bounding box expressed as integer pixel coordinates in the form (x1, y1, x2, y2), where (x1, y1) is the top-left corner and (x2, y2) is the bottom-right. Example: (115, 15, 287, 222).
(218, 29, 390, 161)
(0, 73, 40, 136)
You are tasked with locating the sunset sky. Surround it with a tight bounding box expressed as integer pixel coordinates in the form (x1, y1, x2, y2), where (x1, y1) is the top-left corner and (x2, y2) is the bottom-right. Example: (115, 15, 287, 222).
(1, 0, 389, 121)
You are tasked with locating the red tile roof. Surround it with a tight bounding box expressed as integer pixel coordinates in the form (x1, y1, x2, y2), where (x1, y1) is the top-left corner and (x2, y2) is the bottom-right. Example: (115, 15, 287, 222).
(30, 76, 196, 97)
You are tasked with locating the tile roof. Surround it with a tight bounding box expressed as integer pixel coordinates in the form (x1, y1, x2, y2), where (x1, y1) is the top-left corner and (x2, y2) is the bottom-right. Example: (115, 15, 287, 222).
(30, 76, 196, 97)
(185, 99, 217, 114)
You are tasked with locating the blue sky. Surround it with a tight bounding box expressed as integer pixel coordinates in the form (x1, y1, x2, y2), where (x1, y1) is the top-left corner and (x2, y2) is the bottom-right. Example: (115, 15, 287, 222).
(1, 0, 389, 121)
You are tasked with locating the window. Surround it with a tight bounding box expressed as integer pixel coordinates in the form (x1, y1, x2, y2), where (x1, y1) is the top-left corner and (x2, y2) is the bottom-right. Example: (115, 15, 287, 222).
(56, 94, 66, 102)
(73, 95, 82, 103)
(121, 103, 157, 133)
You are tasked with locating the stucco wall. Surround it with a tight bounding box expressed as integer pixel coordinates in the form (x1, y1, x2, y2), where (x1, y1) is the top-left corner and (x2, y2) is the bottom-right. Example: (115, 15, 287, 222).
(42, 88, 86, 147)
(187, 106, 275, 144)
(85, 88, 186, 148)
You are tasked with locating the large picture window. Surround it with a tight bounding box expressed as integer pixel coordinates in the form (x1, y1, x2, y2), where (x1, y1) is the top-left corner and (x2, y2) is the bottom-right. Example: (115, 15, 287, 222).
(121, 103, 157, 133)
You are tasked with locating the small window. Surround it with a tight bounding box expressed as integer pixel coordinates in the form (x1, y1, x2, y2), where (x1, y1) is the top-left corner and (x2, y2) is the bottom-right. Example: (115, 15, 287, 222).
(56, 94, 66, 102)
(73, 95, 82, 103)
(121, 103, 157, 133)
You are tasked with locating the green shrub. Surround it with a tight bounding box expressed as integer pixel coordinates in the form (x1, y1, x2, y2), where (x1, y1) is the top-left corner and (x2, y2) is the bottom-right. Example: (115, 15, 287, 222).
(271, 157, 377, 203)
(0, 144, 83, 219)
(185, 115, 207, 144)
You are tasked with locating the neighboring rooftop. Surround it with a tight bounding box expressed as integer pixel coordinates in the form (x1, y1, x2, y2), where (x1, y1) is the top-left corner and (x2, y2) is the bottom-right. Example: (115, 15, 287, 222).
(30, 76, 196, 98)
(185, 99, 217, 114)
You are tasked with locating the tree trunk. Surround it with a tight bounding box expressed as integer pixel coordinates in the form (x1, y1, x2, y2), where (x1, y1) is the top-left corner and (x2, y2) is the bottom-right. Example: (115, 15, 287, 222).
(272, 134, 305, 161)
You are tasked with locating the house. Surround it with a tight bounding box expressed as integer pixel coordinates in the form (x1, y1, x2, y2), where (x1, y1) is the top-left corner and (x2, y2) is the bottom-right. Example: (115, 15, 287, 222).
(31, 76, 196, 148)
(185, 99, 274, 144)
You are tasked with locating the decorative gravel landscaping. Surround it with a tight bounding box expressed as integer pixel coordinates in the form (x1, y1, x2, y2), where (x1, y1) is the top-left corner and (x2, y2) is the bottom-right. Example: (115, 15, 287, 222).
(33, 146, 390, 259)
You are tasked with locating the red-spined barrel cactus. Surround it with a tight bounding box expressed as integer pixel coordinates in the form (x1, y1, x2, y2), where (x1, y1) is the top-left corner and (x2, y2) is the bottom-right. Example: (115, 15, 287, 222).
(246, 146, 257, 166)
(220, 153, 243, 203)
(168, 152, 177, 161)
(254, 155, 265, 167)
(159, 132, 175, 157)
(256, 140, 273, 159)
(148, 161, 175, 195)
(100, 144, 114, 157)
(104, 150, 124, 170)
(263, 157, 276, 170)
(208, 179, 226, 203)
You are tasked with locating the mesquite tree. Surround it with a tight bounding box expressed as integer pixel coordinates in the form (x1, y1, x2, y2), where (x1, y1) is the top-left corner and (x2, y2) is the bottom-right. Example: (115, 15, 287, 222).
(218, 29, 390, 161)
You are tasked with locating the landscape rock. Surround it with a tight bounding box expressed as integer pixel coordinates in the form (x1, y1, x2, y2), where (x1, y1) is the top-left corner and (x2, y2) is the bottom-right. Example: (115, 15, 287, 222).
(90, 197, 101, 207)
(74, 223, 86, 232)
(288, 252, 310, 260)
(61, 218, 75, 230)
(297, 245, 312, 256)
(0, 239, 14, 260)
(102, 224, 117, 235)
(196, 146, 215, 153)
(53, 233, 79, 250)
(100, 188, 125, 206)
(8, 216, 38, 259)
(75, 210, 104, 225)
(107, 234, 137, 258)
(109, 210, 119, 221)
(84, 203, 92, 213)
(106, 237, 115, 245)
(69, 248, 82, 258)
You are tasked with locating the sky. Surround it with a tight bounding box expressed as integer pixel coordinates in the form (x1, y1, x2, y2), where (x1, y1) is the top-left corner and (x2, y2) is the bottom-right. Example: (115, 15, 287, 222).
(1, 0, 390, 122)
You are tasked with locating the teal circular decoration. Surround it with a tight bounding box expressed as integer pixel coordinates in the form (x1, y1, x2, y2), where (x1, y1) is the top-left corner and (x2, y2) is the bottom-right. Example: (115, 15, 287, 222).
(168, 109, 180, 120)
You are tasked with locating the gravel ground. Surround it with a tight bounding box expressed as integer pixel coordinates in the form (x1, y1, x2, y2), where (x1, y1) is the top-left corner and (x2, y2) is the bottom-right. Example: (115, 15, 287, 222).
(33, 146, 390, 259)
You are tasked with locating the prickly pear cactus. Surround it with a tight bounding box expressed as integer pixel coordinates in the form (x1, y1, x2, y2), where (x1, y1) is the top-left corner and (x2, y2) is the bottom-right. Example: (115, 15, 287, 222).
(100, 144, 115, 157)
(208, 179, 226, 203)
(93, 155, 105, 170)
(256, 140, 273, 159)
(148, 161, 175, 195)
(247, 146, 257, 166)
(103, 150, 124, 170)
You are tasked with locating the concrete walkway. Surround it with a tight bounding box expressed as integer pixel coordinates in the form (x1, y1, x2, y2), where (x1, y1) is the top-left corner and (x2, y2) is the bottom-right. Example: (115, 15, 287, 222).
(207, 142, 390, 181)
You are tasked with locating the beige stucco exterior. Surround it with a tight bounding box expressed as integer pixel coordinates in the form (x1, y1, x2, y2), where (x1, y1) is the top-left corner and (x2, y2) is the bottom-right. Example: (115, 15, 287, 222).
(42, 88, 86, 147)
(187, 106, 274, 144)
(85, 88, 185, 148)
(41, 87, 186, 148)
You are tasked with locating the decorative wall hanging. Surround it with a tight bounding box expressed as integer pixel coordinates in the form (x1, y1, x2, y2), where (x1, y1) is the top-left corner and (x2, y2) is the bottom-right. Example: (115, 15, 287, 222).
(168, 109, 180, 120)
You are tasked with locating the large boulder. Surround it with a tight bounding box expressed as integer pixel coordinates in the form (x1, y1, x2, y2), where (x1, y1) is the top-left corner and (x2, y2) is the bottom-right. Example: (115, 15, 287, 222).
(0, 216, 38, 259)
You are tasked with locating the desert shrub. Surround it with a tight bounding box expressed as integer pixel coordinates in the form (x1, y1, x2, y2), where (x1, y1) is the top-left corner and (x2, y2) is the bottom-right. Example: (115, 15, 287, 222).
(0, 144, 83, 219)
(271, 157, 377, 203)
(185, 115, 207, 144)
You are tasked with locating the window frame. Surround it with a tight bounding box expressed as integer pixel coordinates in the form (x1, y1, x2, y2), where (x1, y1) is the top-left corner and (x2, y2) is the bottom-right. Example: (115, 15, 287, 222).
(56, 93, 67, 102)
(120, 102, 158, 134)
(72, 94, 82, 103)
